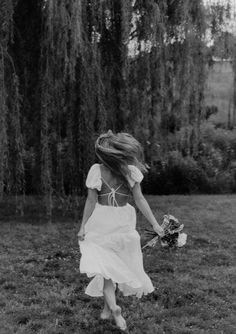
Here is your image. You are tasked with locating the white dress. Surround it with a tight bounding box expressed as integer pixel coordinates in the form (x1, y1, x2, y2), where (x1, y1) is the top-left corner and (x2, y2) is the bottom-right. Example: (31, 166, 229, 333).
(79, 164, 154, 298)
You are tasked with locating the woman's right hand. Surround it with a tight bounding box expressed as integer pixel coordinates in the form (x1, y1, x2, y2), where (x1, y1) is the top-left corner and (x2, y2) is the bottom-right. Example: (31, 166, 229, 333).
(77, 227, 85, 241)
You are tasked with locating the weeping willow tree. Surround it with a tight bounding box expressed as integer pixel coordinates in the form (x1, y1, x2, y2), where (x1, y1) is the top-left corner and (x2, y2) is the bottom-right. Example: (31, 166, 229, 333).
(98, 1, 133, 131)
(39, 0, 111, 218)
(39, 0, 134, 207)
(1, 0, 235, 205)
(205, 0, 236, 128)
(126, 0, 209, 163)
(0, 1, 9, 198)
(40, 0, 84, 218)
(0, 0, 24, 206)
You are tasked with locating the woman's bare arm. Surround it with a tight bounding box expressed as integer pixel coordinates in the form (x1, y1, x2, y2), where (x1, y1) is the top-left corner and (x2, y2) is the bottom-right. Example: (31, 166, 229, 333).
(132, 183, 164, 237)
(78, 188, 97, 240)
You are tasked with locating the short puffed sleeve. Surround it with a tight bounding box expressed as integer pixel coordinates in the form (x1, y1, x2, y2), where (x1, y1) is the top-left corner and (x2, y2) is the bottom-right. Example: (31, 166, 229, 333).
(85, 164, 102, 190)
(127, 165, 144, 188)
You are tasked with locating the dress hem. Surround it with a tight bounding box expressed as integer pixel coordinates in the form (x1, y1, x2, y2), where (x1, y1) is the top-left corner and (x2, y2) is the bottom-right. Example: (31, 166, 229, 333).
(80, 270, 155, 298)
(80, 270, 142, 288)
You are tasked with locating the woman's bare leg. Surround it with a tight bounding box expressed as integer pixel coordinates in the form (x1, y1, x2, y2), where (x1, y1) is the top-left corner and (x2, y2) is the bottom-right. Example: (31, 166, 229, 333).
(103, 279, 127, 330)
(100, 299, 111, 319)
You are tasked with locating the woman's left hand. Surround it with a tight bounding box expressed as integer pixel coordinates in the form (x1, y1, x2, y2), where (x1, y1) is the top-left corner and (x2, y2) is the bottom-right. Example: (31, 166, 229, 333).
(153, 224, 165, 238)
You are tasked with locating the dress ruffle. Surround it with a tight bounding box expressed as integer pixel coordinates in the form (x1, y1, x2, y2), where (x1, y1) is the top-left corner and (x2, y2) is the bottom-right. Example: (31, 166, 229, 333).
(85, 164, 102, 191)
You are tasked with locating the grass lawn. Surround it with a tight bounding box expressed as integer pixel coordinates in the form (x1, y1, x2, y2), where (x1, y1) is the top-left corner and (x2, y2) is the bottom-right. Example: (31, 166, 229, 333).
(0, 195, 236, 334)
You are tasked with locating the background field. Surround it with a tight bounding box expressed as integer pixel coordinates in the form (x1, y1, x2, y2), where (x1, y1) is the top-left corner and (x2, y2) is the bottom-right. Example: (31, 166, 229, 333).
(0, 195, 235, 334)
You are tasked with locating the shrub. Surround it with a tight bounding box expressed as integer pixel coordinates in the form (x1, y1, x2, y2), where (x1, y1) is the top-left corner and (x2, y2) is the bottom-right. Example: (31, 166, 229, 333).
(142, 123, 236, 195)
(143, 152, 210, 195)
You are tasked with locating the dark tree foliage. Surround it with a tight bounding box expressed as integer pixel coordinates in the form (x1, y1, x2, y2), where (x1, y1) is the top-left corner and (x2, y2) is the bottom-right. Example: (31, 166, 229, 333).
(0, 0, 24, 200)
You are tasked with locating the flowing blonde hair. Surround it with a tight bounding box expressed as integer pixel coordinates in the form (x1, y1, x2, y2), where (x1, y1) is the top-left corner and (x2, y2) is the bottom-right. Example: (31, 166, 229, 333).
(95, 130, 147, 181)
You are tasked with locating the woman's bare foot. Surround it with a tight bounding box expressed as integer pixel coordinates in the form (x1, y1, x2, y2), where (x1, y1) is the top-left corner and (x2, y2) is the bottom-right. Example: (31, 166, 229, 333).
(100, 303, 111, 320)
(111, 306, 127, 331)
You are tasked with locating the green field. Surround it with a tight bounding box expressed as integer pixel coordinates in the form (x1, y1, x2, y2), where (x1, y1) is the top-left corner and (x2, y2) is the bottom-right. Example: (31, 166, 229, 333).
(0, 195, 236, 334)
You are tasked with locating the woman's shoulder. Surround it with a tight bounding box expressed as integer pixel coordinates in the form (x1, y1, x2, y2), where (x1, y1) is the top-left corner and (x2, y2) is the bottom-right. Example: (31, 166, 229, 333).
(127, 165, 143, 187)
(85, 164, 102, 190)
(89, 163, 101, 171)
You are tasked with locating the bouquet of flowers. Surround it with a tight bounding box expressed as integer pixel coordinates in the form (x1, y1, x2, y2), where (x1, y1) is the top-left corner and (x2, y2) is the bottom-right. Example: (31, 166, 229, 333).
(142, 214, 187, 249)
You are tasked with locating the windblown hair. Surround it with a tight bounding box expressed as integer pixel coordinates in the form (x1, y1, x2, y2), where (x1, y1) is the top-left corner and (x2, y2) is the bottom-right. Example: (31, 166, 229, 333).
(95, 130, 147, 181)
